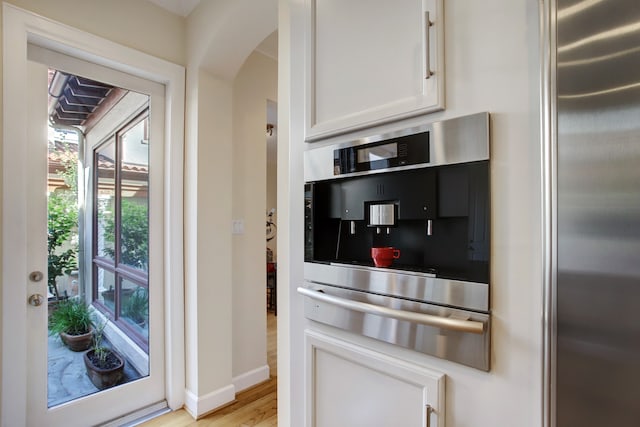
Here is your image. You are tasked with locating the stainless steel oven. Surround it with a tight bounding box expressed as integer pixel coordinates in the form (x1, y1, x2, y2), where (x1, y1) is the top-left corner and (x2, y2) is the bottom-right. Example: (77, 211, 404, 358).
(300, 112, 492, 371)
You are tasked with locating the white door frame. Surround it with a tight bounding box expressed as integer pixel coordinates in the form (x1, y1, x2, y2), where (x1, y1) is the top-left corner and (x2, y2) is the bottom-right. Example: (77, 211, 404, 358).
(1, 4, 185, 426)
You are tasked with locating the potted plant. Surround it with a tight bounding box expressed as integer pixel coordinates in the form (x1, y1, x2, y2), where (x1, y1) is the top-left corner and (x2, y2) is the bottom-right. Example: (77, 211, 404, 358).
(84, 322, 125, 390)
(48, 298, 94, 351)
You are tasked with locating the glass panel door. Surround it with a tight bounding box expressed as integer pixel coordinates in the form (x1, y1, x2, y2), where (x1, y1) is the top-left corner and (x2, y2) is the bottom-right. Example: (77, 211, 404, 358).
(21, 44, 167, 426)
(48, 76, 152, 407)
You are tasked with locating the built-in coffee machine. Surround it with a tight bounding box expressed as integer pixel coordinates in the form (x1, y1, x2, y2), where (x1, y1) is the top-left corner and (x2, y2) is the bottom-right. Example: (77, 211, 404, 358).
(305, 113, 489, 282)
(300, 112, 492, 371)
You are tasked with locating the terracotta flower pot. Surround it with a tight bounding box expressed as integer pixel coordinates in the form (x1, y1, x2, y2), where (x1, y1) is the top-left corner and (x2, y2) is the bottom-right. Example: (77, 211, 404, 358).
(84, 348, 125, 390)
(60, 329, 93, 352)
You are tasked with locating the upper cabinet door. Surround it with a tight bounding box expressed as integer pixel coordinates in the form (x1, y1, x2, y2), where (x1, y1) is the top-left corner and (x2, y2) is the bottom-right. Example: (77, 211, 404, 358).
(305, 0, 444, 141)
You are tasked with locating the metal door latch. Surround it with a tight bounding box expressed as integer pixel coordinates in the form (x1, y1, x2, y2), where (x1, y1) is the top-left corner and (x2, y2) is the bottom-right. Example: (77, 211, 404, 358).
(28, 294, 44, 307)
(29, 271, 44, 282)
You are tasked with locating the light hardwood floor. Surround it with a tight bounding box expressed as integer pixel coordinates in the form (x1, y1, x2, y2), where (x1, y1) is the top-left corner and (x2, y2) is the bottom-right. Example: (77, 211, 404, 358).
(142, 312, 277, 427)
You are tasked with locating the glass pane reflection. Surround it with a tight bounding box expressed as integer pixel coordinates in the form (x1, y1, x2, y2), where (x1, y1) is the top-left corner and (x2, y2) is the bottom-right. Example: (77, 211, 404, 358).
(96, 139, 116, 261)
(120, 278, 149, 342)
(96, 267, 116, 311)
(119, 118, 149, 272)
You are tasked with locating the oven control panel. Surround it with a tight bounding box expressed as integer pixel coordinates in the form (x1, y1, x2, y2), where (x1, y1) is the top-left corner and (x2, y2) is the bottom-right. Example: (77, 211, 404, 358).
(304, 112, 489, 183)
(333, 131, 430, 176)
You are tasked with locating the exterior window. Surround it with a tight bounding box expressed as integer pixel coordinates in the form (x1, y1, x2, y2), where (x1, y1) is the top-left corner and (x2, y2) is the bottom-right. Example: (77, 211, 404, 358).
(93, 111, 149, 350)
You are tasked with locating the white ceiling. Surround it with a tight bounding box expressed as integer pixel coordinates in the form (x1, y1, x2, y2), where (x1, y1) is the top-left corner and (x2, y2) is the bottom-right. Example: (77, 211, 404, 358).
(147, 1, 278, 64)
(147, 0, 279, 158)
(256, 31, 278, 61)
(147, 0, 200, 17)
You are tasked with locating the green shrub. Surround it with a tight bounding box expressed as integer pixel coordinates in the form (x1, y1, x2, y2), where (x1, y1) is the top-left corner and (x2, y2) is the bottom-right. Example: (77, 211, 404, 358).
(104, 199, 148, 270)
(47, 152, 78, 299)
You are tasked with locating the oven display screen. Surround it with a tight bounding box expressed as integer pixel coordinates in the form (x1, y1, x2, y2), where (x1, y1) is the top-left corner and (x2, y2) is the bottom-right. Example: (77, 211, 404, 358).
(357, 142, 398, 163)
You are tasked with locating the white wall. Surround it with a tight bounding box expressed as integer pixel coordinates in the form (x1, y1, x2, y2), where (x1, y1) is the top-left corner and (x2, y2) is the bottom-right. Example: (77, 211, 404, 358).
(183, 4, 236, 413)
(183, 66, 235, 411)
(5, 0, 186, 66)
(183, 0, 277, 416)
(280, 0, 543, 426)
(231, 50, 277, 383)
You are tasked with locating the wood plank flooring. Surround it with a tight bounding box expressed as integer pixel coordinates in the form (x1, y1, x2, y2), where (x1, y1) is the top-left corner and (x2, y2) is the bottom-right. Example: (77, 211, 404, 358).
(142, 312, 277, 427)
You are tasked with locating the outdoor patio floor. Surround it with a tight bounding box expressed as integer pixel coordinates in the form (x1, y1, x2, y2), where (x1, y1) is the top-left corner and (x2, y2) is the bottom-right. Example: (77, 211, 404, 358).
(48, 334, 144, 407)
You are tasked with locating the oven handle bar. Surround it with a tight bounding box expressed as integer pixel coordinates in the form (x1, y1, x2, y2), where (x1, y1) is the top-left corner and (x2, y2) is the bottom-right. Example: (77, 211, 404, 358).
(297, 287, 485, 334)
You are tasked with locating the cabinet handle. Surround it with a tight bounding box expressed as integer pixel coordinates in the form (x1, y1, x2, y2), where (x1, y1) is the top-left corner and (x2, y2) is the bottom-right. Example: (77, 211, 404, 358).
(426, 404, 433, 427)
(424, 11, 434, 79)
(298, 287, 485, 334)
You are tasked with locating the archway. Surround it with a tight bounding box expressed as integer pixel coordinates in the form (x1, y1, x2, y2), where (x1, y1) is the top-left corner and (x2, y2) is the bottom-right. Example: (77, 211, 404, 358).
(182, 0, 278, 418)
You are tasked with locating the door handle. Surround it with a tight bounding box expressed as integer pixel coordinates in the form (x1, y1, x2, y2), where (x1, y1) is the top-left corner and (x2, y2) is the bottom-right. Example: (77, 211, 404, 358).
(424, 11, 433, 79)
(29, 271, 44, 282)
(28, 294, 45, 307)
(297, 287, 485, 334)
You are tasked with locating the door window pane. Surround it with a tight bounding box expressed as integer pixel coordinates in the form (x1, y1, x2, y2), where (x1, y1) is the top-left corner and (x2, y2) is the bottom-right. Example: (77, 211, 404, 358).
(96, 267, 116, 311)
(120, 118, 149, 272)
(96, 139, 116, 261)
(92, 111, 150, 351)
(120, 279, 149, 341)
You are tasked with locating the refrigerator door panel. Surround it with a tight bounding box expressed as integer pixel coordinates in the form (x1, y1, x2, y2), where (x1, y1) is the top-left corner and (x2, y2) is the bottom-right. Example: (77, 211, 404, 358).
(557, 0, 640, 425)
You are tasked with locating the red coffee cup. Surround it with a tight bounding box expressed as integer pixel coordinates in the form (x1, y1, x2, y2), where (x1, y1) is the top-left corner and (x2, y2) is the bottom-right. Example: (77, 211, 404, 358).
(371, 247, 401, 268)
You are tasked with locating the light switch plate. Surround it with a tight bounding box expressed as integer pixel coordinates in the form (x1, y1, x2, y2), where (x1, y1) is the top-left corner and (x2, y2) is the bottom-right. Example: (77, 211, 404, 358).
(232, 219, 244, 235)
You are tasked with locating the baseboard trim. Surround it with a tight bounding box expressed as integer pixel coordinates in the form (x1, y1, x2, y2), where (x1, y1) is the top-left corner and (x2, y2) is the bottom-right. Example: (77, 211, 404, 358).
(184, 384, 235, 419)
(233, 364, 270, 393)
(182, 365, 270, 419)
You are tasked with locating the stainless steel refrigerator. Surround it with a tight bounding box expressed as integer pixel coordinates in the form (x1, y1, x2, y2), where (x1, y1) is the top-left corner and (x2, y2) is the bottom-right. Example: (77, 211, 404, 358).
(549, 0, 640, 425)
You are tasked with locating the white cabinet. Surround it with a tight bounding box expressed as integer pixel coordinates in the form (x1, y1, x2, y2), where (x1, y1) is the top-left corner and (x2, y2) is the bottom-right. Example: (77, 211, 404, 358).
(305, 0, 444, 141)
(305, 330, 445, 427)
